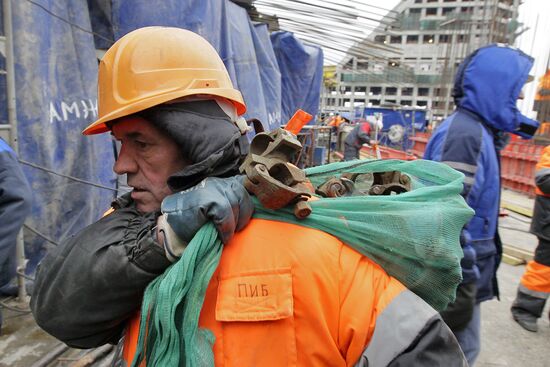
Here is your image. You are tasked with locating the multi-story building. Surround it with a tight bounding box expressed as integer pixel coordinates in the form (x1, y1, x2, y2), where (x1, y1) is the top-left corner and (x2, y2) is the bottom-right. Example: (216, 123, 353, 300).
(321, 0, 522, 123)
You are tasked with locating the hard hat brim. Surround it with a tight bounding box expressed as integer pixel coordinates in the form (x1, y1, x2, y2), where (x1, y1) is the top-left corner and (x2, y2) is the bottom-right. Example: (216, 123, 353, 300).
(83, 88, 246, 135)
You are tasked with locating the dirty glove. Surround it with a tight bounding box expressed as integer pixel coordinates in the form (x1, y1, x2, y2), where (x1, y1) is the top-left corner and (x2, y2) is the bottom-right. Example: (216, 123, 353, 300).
(158, 176, 254, 262)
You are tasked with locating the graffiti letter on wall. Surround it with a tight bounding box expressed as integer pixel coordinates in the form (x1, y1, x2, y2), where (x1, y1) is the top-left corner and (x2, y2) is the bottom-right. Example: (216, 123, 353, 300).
(81, 99, 98, 119)
(49, 102, 62, 124)
(62, 101, 81, 120)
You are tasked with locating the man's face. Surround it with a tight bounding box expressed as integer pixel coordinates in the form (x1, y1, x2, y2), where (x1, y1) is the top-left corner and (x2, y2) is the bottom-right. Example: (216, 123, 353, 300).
(112, 116, 188, 213)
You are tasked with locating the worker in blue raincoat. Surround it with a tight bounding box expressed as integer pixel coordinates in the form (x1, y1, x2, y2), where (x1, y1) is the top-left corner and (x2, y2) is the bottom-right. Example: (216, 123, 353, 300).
(0, 137, 32, 329)
(424, 44, 539, 366)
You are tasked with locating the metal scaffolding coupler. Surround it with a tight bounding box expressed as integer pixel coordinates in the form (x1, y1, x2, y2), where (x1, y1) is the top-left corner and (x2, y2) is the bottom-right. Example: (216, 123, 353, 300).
(316, 171, 411, 198)
(240, 128, 312, 219)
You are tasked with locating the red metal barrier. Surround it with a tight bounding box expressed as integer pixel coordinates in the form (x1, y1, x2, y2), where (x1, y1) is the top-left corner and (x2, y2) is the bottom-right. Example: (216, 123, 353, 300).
(333, 146, 417, 161)
(409, 132, 544, 197)
(377, 146, 417, 160)
(358, 145, 417, 160)
(500, 141, 543, 197)
(409, 132, 430, 158)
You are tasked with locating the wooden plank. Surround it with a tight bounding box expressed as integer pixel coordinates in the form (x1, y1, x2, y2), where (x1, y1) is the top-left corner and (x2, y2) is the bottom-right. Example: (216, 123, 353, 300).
(500, 201, 533, 218)
(503, 244, 534, 262)
(502, 253, 526, 266)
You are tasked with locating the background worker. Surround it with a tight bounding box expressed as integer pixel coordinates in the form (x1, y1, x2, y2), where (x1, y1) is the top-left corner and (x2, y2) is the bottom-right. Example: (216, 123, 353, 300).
(344, 116, 383, 161)
(424, 44, 539, 365)
(511, 145, 550, 332)
(326, 112, 343, 128)
(31, 27, 467, 366)
(343, 120, 372, 160)
(0, 137, 32, 330)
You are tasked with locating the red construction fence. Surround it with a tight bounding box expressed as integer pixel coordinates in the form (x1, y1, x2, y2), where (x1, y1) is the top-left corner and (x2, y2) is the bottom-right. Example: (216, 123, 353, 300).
(409, 132, 544, 197)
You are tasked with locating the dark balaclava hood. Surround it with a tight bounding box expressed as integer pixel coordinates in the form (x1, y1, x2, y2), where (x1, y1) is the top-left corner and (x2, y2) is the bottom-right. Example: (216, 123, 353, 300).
(138, 100, 249, 191)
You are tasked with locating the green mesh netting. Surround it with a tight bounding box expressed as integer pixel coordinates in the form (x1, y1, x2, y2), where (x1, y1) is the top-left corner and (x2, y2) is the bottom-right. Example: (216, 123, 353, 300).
(131, 159, 474, 367)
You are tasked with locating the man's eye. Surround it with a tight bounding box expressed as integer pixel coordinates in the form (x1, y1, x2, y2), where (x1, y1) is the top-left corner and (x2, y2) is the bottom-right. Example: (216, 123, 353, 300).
(135, 141, 148, 149)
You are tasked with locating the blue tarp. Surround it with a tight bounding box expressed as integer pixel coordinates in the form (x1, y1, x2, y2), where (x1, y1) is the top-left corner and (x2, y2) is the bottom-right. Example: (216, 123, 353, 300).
(271, 31, 324, 125)
(354, 106, 428, 150)
(355, 107, 427, 132)
(86, 0, 114, 50)
(8, 0, 116, 272)
(252, 23, 281, 131)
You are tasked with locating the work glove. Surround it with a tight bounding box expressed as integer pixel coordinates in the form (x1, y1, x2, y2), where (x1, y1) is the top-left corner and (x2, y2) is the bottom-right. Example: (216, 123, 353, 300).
(157, 176, 254, 262)
(440, 229, 479, 332)
(440, 282, 477, 332)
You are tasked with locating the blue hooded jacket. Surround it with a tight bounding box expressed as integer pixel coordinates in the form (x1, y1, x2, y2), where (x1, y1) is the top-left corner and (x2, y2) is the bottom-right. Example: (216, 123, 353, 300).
(0, 138, 32, 287)
(424, 44, 538, 303)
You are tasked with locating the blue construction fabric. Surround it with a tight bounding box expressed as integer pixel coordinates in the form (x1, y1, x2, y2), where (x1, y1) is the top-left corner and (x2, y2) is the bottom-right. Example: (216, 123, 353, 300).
(107, 0, 282, 130)
(355, 107, 427, 150)
(8, 0, 116, 272)
(86, 0, 115, 49)
(424, 44, 539, 303)
(358, 107, 427, 132)
(271, 31, 323, 124)
(252, 23, 282, 131)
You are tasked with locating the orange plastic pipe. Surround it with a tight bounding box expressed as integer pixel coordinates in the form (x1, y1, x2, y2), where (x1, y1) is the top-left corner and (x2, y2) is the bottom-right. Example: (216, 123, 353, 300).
(285, 109, 312, 135)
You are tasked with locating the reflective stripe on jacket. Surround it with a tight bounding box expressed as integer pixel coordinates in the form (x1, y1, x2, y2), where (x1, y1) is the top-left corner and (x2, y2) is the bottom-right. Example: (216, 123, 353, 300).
(123, 218, 466, 366)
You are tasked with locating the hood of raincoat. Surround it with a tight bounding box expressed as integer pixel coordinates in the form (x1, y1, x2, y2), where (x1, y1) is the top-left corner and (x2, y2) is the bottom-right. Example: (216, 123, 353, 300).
(452, 44, 539, 138)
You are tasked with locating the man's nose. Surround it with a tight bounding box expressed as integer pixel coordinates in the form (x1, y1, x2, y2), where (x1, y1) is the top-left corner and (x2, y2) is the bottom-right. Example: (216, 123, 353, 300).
(113, 145, 138, 175)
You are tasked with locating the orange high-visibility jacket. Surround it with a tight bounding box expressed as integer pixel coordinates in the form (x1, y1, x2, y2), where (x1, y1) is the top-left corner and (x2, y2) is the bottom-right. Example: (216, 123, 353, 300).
(520, 146, 550, 296)
(535, 146, 550, 197)
(123, 219, 465, 367)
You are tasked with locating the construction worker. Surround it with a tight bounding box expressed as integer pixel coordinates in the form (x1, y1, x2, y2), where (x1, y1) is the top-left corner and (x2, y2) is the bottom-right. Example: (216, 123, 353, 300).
(0, 137, 31, 330)
(31, 27, 467, 366)
(326, 112, 343, 128)
(424, 44, 539, 365)
(511, 145, 550, 332)
(344, 116, 381, 161)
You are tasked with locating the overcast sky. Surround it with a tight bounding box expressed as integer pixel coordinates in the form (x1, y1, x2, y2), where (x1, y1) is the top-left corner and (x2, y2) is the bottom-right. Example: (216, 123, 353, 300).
(516, 0, 550, 117)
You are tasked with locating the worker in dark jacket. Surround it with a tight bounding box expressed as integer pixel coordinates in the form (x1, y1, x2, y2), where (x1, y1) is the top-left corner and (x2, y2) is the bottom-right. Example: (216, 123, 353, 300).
(0, 137, 32, 328)
(32, 27, 467, 366)
(343, 121, 372, 160)
(424, 44, 539, 365)
(511, 145, 550, 332)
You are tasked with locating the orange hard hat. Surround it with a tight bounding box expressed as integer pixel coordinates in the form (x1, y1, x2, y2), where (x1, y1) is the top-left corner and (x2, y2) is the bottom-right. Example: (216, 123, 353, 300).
(83, 26, 247, 135)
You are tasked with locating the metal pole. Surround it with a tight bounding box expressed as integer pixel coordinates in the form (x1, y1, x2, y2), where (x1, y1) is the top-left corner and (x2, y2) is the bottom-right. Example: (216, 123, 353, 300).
(33, 343, 71, 367)
(3, 0, 27, 304)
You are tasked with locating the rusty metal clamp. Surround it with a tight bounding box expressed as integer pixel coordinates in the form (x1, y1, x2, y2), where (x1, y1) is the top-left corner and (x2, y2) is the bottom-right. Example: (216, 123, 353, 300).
(316, 171, 411, 197)
(363, 171, 411, 195)
(316, 177, 356, 198)
(240, 128, 312, 219)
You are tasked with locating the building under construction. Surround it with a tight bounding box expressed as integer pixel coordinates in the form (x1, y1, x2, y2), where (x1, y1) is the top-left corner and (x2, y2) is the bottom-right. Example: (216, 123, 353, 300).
(321, 0, 523, 122)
